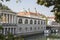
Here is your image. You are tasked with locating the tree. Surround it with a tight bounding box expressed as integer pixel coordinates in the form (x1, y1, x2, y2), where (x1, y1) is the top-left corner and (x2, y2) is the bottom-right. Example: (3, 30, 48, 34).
(0, 8, 4, 40)
(5, 32, 14, 40)
(1, 0, 21, 3)
(0, 3, 10, 10)
(1, 0, 10, 2)
(0, 3, 13, 40)
(37, 0, 60, 23)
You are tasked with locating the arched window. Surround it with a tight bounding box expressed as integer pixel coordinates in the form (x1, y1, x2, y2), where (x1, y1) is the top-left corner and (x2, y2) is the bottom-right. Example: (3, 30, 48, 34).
(30, 20, 33, 24)
(30, 27, 32, 30)
(34, 20, 36, 24)
(41, 20, 43, 25)
(25, 19, 28, 24)
(18, 19, 22, 24)
(38, 20, 40, 24)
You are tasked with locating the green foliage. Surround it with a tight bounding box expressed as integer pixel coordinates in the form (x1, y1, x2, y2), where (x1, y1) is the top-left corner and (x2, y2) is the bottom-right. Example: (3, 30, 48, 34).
(37, 0, 44, 5)
(1, 0, 10, 2)
(37, 0, 60, 23)
(0, 34, 5, 40)
(0, 3, 10, 10)
(1, 0, 21, 3)
(54, 12, 60, 23)
(0, 25, 3, 30)
(6, 0, 10, 1)
(6, 33, 14, 40)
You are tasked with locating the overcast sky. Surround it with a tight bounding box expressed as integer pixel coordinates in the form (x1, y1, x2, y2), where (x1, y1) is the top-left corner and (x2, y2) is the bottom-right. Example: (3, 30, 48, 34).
(1, 0, 54, 17)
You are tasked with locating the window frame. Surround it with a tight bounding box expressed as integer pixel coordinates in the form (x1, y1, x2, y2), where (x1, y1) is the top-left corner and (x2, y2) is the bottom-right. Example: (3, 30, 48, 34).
(38, 20, 40, 24)
(34, 20, 36, 24)
(18, 19, 22, 24)
(25, 19, 28, 24)
(30, 19, 33, 24)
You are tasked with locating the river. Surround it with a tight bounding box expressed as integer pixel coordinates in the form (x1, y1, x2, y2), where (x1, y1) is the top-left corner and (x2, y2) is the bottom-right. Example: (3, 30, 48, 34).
(22, 33, 60, 40)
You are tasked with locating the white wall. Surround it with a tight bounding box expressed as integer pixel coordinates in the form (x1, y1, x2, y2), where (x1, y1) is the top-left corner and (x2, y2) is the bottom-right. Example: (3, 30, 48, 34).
(16, 17, 46, 35)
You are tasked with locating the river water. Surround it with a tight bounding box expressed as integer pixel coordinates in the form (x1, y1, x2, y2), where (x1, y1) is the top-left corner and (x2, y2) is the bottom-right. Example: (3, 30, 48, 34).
(23, 33, 60, 40)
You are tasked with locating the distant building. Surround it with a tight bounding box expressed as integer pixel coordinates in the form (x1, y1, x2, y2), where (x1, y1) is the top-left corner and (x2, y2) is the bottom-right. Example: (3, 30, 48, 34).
(47, 16, 59, 25)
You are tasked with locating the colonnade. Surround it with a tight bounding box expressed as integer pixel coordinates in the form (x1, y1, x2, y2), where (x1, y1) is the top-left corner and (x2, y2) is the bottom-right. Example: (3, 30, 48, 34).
(0, 13, 17, 24)
(2, 28, 16, 35)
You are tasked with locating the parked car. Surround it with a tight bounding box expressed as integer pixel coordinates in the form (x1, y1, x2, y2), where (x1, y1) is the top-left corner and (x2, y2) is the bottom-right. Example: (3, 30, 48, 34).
(44, 30, 51, 34)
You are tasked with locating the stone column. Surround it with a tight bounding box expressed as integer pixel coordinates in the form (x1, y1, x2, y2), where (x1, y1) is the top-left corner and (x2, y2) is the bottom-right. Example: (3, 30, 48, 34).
(13, 15, 14, 23)
(10, 14, 12, 24)
(6, 14, 8, 23)
(14, 15, 15, 24)
(12, 15, 13, 24)
(5, 14, 6, 23)
(9, 14, 11, 23)
(13, 28, 14, 34)
(8, 14, 9, 23)
(10, 28, 11, 33)
(11, 15, 13, 23)
(14, 15, 17, 24)
(4, 28, 5, 35)
(3, 14, 5, 23)
(14, 15, 16, 24)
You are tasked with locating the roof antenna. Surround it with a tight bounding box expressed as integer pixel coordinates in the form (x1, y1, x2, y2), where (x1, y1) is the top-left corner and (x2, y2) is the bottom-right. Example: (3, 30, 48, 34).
(28, 8, 30, 12)
(16, 0, 21, 3)
(35, 8, 37, 13)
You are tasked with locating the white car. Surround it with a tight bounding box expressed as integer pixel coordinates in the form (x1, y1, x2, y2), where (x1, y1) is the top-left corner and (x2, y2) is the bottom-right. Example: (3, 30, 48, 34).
(44, 30, 51, 34)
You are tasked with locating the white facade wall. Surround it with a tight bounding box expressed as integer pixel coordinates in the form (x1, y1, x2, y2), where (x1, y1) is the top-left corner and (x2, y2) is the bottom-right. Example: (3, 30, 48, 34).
(0, 10, 17, 35)
(47, 18, 55, 25)
(16, 17, 46, 35)
(0, 10, 46, 35)
(2, 25, 17, 35)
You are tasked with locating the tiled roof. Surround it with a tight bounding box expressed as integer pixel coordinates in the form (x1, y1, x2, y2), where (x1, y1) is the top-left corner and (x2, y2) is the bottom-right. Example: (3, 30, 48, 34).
(47, 17, 55, 19)
(17, 12, 46, 17)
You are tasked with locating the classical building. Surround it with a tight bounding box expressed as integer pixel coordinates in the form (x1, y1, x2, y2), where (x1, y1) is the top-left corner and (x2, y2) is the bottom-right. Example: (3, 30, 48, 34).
(18, 10, 46, 19)
(16, 11, 46, 35)
(0, 5, 46, 36)
(0, 10, 17, 35)
(47, 16, 60, 25)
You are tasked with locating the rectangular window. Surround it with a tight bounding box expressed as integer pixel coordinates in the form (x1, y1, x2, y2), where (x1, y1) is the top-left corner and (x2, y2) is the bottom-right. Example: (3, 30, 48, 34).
(38, 27, 40, 30)
(30, 27, 32, 30)
(19, 27, 22, 31)
(38, 20, 40, 24)
(25, 27, 28, 31)
(5, 28, 7, 35)
(34, 27, 36, 30)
